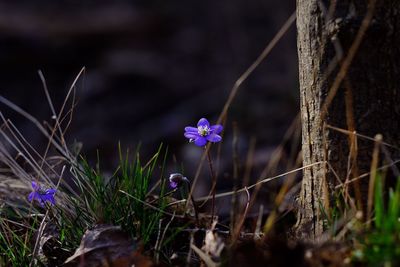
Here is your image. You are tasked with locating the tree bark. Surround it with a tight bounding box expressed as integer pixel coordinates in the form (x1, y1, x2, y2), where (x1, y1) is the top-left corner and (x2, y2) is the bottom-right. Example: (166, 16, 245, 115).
(295, 0, 400, 240)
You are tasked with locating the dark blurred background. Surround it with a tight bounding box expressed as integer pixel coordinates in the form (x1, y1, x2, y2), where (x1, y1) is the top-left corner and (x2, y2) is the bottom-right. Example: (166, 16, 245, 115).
(0, 1, 299, 203)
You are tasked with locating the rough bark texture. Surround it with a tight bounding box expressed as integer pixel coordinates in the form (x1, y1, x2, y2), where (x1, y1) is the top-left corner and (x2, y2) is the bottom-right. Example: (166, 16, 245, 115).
(295, 0, 400, 240)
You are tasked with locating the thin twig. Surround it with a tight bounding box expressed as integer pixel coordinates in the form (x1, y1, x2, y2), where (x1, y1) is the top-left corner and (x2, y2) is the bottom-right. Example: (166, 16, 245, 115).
(335, 158, 400, 189)
(320, 0, 378, 123)
(231, 186, 250, 244)
(156, 211, 176, 264)
(169, 161, 326, 206)
(367, 134, 382, 227)
(29, 210, 49, 267)
(206, 149, 217, 227)
(119, 190, 185, 218)
(325, 124, 400, 150)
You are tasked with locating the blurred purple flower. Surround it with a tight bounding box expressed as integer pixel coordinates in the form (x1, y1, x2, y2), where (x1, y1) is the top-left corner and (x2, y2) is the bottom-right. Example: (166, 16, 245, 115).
(169, 173, 188, 189)
(28, 181, 56, 207)
(184, 118, 223, 147)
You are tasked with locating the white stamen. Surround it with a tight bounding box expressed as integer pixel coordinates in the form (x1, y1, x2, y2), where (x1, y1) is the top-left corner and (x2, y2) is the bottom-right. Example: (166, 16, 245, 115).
(198, 125, 210, 136)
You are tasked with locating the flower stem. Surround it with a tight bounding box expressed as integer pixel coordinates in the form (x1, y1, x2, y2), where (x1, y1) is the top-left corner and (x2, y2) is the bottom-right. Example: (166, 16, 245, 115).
(206, 148, 217, 226)
(186, 180, 200, 226)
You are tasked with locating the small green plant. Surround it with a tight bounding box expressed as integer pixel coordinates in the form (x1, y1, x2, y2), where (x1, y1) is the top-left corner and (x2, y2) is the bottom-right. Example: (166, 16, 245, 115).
(0, 211, 39, 266)
(0, 144, 174, 265)
(355, 173, 400, 266)
(64, 144, 170, 245)
(318, 190, 349, 237)
(76, 146, 166, 244)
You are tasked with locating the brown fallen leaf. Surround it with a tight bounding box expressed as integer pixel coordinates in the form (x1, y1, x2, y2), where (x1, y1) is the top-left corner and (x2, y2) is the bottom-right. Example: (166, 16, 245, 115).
(64, 224, 154, 267)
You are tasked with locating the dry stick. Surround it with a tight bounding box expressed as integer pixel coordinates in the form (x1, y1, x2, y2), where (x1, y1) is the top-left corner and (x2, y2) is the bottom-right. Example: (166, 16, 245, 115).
(170, 161, 325, 206)
(215, 116, 227, 178)
(257, 115, 299, 186)
(186, 12, 296, 212)
(367, 134, 382, 228)
(6, 120, 65, 180)
(3, 119, 73, 196)
(38, 68, 85, 172)
(325, 124, 400, 151)
(320, 0, 376, 214)
(335, 158, 400, 190)
(242, 137, 256, 188)
(319, 1, 364, 210)
(60, 76, 79, 136)
(317, 0, 378, 213)
(185, 179, 200, 225)
(0, 219, 12, 248)
(56, 67, 85, 137)
(190, 243, 218, 267)
(187, 232, 195, 266)
(326, 124, 400, 213)
(38, 71, 69, 160)
(119, 190, 186, 218)
(206, 148, 217, 226)
(234, 115, 300, 236)
(343, 79, 363, 210)
(0, 119, 48, 180)
(230, 122, 240, 234)
(0, 96, 73, 163)
(254, 204, 264, 239)
(0, 143, 30, 181)
(154, 219, 163, 262)
(37, 71, 82, 197)
(29, 210, 49, 267)
(319, 0, 378, 122)
(231, 187, 250, 244)
(263, 151, 302, 235)
(216, 11, 296, 126)
(380, 144, 400, 178)
(156, 211, 176, 264)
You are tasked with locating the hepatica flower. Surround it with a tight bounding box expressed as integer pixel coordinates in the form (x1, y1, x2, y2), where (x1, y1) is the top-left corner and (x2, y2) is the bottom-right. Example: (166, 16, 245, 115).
(184, 118, 223, 147)
(28, 181, 56, 207)
(169, 173, 189, 189)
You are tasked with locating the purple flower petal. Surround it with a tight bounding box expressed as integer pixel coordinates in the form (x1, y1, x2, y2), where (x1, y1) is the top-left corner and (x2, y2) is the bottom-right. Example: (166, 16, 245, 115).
(197, 118, 210, 128)
(28, 181, 57, 207)
(206, 134, 222, 143)
(184, 127, 198, 132)
(31, 181, 39, 190)
(170, 181, 178, 189)
(184, 132, 199, 139)
(28, 192, 35, 202)
(210, 125, 223, 134)
(194, 137, 207, 147)
(40, 194, 56, 206)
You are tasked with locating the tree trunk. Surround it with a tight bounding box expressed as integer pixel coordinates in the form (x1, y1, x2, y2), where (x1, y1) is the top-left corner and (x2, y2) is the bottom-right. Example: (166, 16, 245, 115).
(295, 0, 400, 240)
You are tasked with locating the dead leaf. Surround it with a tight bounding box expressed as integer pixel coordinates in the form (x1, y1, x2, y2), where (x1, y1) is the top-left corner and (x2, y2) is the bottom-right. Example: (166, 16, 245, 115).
(201, 221, 224, 261)
(202, 231, 224, 260)
(64, 224, 154, 267)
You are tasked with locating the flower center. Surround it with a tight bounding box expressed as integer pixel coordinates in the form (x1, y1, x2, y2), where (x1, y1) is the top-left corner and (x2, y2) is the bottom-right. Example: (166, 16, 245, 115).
(37, 187, 51, 195)
(197, 125, 210, 136)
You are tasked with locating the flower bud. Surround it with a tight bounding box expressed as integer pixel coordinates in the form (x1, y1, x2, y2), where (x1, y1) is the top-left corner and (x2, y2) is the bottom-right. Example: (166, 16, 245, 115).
(169, 173, 188, 189)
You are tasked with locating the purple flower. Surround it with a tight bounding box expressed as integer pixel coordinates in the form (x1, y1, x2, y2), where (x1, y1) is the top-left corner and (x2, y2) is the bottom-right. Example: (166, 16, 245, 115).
(28, 181, 56, 207)
(184, 118, 223, 147)
(169, 173, 188, 189)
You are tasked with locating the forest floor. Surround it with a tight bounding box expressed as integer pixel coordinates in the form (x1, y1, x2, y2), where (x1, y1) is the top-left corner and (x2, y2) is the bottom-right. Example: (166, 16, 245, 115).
(0, 86, 398, 267)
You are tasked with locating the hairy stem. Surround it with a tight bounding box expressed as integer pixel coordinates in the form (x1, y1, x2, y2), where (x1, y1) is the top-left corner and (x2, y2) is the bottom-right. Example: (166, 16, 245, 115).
(206, 148, 217, 227)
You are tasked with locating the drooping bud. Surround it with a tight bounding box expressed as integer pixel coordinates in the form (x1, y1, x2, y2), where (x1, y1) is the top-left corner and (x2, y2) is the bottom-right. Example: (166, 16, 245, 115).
(169, 173, 188, 189)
